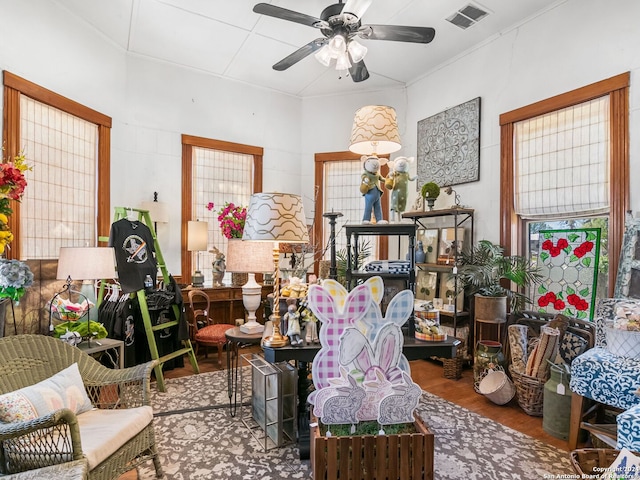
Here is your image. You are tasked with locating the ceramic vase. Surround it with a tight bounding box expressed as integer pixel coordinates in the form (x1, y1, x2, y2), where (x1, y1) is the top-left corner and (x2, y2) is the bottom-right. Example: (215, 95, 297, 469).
(415, 240, 426, 264)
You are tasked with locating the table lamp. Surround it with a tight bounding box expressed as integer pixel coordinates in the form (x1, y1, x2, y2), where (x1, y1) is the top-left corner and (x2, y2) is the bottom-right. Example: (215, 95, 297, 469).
(188, 220, 208, 287)
(242, 192, 309, 347)
(141, 191, 169, 232)
(56, 247, 117, 345)
(225, 239, 274, 334)
(348, 105, 402, 162)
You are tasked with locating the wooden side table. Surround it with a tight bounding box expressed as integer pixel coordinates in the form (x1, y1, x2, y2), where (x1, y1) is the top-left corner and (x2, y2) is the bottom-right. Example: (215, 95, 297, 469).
(225, 326, 263, 417)
(77, 338, 125, 369)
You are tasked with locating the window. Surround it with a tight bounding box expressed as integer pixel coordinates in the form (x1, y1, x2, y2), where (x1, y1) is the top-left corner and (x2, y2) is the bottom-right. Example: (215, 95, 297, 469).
(500, 72, 629, 298)
(2, 71, 112, 260)
(313, 152, 389, 274)
(181, 135, 262, 283)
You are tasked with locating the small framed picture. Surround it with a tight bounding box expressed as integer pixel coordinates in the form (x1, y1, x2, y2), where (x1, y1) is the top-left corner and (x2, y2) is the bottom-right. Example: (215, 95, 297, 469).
(416, 271, 437, 301)
(416, 228, 439, 264)
(438, 228, 465, 265)
(438, 272, 464, 311)
(381, 279, 407, 315)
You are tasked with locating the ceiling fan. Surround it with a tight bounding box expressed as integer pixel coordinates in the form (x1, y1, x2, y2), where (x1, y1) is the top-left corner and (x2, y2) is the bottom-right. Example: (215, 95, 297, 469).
(253, 0, 436, 82)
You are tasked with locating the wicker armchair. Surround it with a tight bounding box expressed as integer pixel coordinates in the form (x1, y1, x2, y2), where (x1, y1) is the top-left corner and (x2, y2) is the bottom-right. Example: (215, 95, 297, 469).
(0, 334, 163, 479)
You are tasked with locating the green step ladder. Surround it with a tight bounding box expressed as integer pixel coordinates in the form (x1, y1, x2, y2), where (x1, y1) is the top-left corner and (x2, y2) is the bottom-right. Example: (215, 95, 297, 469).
(99, 207, 199, 391)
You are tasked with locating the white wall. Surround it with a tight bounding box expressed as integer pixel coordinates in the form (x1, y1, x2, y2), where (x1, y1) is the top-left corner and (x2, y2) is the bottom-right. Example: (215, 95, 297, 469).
(0, 0, 304, 275)
(302, 0, 640, 245)
(3, 0, 640, 273)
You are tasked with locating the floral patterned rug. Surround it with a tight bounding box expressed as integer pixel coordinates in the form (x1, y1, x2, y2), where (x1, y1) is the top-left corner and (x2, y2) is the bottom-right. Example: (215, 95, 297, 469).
(139, 369, 574, 479)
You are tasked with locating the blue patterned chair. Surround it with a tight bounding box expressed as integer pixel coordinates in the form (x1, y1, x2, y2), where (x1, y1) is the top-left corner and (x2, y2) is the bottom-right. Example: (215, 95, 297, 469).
(568, 299, 640, 449)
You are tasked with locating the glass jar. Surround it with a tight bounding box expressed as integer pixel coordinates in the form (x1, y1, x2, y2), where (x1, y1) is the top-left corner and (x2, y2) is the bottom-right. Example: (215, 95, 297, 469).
(473, 340, 505, 393)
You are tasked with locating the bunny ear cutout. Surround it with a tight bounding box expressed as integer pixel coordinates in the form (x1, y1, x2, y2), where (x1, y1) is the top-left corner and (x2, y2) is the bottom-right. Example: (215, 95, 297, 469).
(321, 279, 348, 309)
(343, 283, 373, 322)
(307, 284, 337, 324)
(384, 289, 415, 326)
(364, 277, 385, 305)
(373, 324, 403, 374)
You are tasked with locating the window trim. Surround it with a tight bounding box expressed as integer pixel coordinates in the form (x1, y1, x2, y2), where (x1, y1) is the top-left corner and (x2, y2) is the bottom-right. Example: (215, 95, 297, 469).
(500, 72, 630, 296)
(313, 151, 390, 275)
(181, 134, 263, 282)
(2, 71, 112, 259)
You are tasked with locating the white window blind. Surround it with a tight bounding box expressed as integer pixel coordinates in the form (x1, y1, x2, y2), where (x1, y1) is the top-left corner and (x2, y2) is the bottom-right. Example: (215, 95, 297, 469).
(19, 96, 98, 259)
(191, 147, 252, 283)
(324, 160, 378, 262)
(514, 96, 610, 219)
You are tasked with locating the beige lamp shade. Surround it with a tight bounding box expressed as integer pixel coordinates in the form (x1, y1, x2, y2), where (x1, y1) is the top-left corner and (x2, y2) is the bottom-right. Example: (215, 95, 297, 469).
(187, 221, 209, 251)
(56, 247, 118, 281)
(242, 192, 309, 244)
(349, 105, 402, 155)
(141, 201, 169, 224)
(225, 239, 273, 273)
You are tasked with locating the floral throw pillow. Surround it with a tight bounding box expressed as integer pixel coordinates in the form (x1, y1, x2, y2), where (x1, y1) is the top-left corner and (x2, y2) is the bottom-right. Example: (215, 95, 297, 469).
(0, 363, 93, 423)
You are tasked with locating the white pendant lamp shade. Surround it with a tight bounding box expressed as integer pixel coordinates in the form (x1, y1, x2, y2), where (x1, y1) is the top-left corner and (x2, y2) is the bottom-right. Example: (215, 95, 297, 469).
(349, 105, 402, 155)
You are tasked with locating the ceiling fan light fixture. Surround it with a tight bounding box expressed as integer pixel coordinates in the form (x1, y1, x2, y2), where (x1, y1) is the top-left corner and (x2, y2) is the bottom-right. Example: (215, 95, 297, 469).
(347, 39, 367, 63)
(328, 34, 347, 55)
(335, 52, 352, 71)
(315, 45, 333, 67)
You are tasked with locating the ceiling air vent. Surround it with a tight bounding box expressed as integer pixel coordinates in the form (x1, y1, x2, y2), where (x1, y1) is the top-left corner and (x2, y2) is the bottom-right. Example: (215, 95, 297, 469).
(446, 3, 489, 30)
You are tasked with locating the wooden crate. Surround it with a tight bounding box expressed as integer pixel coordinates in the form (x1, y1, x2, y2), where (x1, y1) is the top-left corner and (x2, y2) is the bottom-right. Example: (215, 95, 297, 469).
(310, 414, 434, 480)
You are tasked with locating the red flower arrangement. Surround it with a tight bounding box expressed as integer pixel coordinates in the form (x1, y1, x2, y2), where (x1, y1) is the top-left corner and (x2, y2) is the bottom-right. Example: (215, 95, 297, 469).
(0, 148, 30, 255)
(206, 201, 247, 239)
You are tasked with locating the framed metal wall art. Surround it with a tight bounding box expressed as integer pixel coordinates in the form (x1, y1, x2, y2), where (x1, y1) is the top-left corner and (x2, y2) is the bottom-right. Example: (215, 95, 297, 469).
(417, 97, 480, 188)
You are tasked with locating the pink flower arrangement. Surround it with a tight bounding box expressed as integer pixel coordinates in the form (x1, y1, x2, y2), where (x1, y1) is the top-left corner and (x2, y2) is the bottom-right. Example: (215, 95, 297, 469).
(207, 202, 247, 239)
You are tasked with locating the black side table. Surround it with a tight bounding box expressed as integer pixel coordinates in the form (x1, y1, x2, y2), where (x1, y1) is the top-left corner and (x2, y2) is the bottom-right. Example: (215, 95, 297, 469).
(225, 326, 263, 417)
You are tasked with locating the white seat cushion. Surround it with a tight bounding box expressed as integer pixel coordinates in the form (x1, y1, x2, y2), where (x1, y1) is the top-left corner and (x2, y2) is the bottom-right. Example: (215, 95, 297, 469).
(77, 406, 153, 469)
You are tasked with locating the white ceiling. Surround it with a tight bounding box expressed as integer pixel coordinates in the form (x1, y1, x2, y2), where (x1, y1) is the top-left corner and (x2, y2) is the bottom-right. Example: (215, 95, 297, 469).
(53, 0, 561, 97)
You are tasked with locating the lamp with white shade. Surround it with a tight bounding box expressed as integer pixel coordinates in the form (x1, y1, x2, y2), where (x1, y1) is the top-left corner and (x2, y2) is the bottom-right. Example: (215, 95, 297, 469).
(187, 220, 208, 287)
(225, 239, 273, 334)
(141, 191, 169, 232)
(55, 247, 118, 345)
(242, 192, 309, 347)
(349, 105, 402, 161)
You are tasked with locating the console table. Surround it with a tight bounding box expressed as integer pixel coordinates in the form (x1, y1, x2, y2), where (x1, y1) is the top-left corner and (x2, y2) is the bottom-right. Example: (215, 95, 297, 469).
(262, 335, 461, 459)
(180, 285, 271, 326)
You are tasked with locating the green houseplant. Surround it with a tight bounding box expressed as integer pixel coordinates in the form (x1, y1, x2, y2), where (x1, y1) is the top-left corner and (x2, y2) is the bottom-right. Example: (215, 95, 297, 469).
(458, 240, 541, 316)
(420, 182, 440, 211)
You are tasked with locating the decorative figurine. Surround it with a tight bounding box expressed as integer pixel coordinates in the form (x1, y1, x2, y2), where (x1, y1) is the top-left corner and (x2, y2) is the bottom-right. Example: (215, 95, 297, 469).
(385, 156, 416, 222)
(360, 156, 388, 224)
(210, 247, 226, 287)
(303, 304, 319, 344)
(284, 303, 303, 346)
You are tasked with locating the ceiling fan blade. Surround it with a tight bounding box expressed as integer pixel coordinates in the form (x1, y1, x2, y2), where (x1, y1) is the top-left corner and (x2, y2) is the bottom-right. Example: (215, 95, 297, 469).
(342, 0, 372, 21)
(253, 3, 323, 28)
(349, 60, 370, 83)
(273, 39, 326, 71)
(362, 25, 436, 43)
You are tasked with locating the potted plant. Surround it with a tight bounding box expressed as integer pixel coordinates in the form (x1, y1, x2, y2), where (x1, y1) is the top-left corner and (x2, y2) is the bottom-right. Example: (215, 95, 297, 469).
(458, 240, 541, 321)
(420, 182, 440, 211)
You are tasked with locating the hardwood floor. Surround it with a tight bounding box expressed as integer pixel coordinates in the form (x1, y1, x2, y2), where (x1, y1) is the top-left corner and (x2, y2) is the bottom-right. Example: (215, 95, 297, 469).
(120, 346, 572, 479)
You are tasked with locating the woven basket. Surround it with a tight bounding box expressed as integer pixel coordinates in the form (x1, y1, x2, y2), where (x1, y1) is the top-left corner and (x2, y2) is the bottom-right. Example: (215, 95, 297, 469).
(605, 326, 640, 359)
(509, 366, 545, 416)
(570, 449, 620, 475)
(478, 370, 516, 405)
(442, 355, 463, 380)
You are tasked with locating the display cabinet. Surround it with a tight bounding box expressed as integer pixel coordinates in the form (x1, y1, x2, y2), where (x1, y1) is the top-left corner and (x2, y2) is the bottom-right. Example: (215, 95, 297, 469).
(402, 208, 474, 337)
(344, 223, 416, 292)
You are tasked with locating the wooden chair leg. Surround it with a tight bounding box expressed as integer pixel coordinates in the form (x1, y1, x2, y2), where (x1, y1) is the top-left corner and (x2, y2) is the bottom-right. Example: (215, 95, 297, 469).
(569, 391, 586, 450)
(217, 344, 223, 366)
